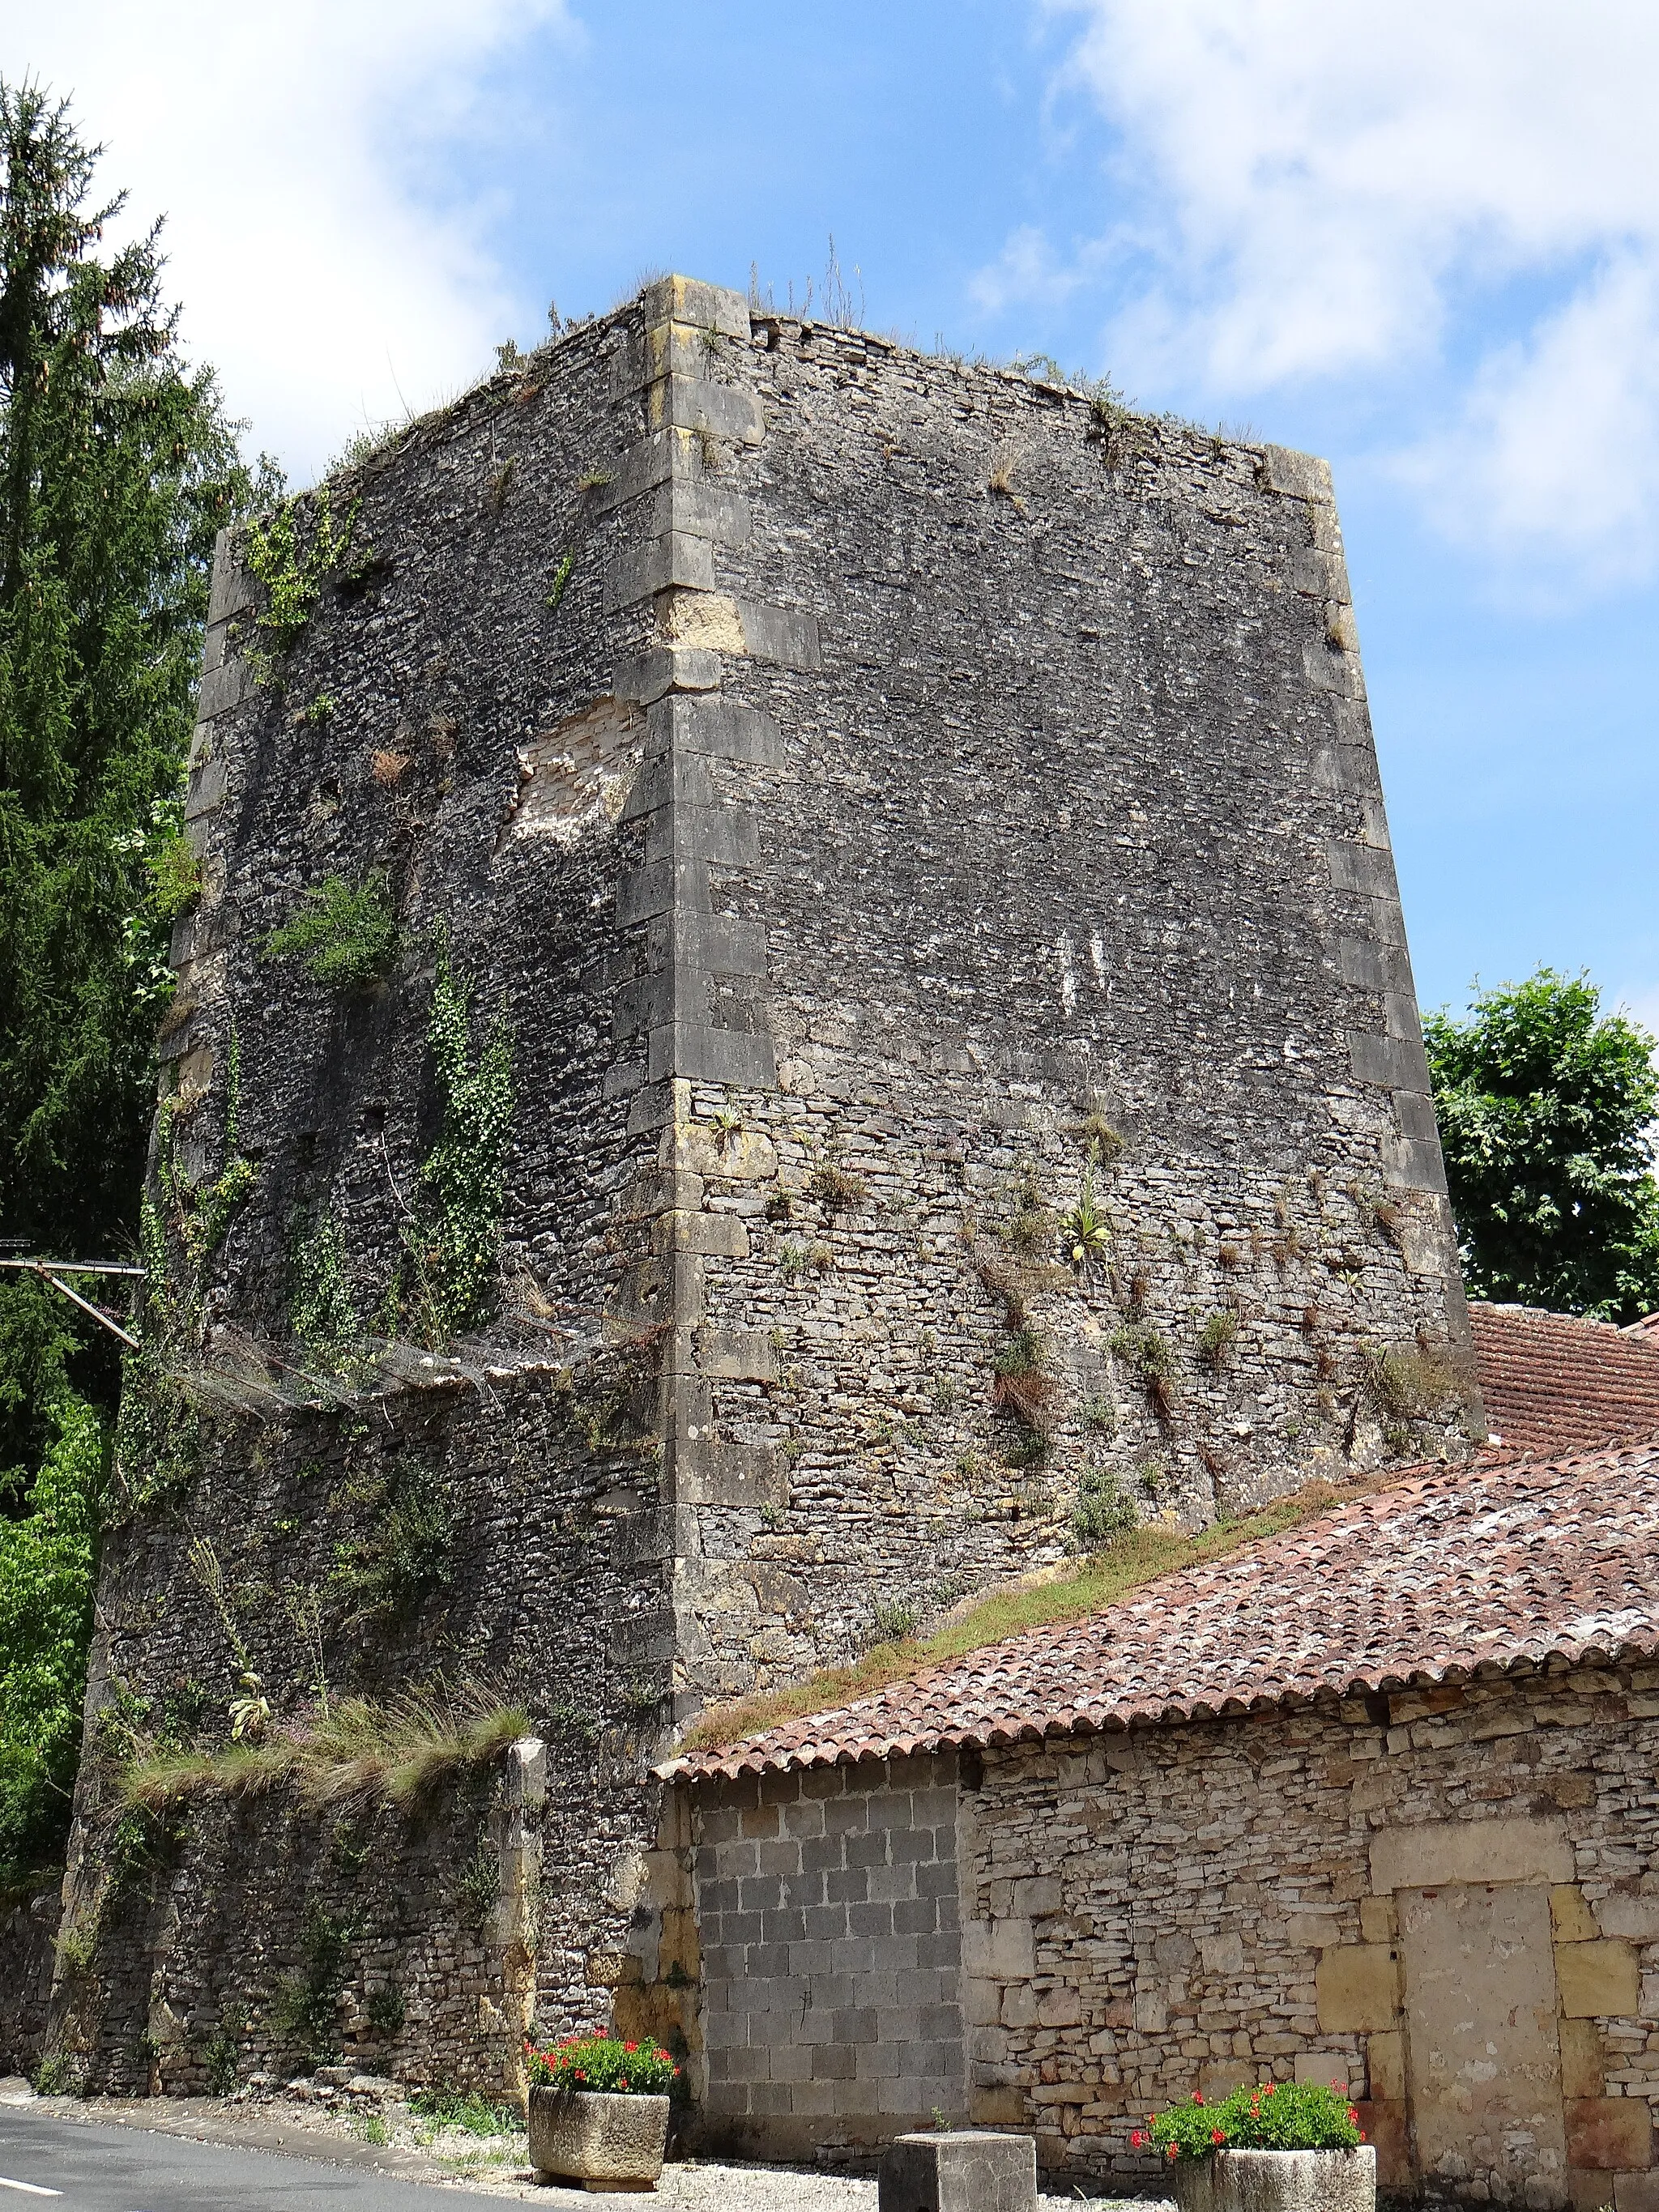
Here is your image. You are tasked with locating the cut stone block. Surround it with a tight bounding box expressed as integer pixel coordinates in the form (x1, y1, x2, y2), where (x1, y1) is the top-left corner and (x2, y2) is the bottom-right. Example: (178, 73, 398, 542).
(1173, 2147, 1377, 2212)
(528, 2086, 670, 2189)
(879, 2130, 1037, 2212)
(1557, 1941, 1640, 2020)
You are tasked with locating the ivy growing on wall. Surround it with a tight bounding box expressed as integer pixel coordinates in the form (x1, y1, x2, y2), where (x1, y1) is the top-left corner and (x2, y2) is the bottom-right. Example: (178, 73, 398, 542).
(243, 490, 357, 675)
(397, 931, 514, 1344)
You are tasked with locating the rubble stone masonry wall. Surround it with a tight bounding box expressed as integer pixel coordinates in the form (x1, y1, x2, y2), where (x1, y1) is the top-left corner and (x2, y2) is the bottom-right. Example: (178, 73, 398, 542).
(49, 275, 1477, 2097)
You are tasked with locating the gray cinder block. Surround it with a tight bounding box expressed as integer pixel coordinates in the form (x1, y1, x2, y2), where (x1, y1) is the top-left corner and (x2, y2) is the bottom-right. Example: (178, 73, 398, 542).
(880, 2130, 1038, 2212)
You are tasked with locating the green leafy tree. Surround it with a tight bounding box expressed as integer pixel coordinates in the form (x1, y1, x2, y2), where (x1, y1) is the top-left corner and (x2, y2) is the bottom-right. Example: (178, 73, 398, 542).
(0, 1390, 100, 1890)
(0, 80, 270, 1268)
(0, 80, 271, 1884)
(1424, 969, 1659, 1323)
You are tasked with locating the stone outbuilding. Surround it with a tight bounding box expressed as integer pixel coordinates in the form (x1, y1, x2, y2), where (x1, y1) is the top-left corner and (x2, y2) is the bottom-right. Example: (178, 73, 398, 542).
(663, 1441, 1659, 2207)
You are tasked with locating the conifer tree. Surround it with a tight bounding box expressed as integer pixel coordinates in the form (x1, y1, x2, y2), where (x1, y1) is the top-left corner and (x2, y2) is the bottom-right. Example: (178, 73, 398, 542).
(0, 79, 271, 1887)
(0, 80, 270, 1268)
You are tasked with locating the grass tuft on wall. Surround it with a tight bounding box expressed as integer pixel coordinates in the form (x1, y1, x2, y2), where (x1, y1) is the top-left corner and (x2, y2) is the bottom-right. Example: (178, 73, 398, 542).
(116, 1683, 527, 1818)
(677, 1473, 1402, 1754)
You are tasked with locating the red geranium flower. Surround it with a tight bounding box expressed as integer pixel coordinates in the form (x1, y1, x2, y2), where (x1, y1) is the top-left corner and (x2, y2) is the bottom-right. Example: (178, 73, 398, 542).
(1193, 2092, 1205, 2106)
(1131, 2132, 1146, 2149)
(1212, 2129, 1226, 2145)
(1167, 2146, 1179, 2163)
(1348, 2109, 1359, 2125)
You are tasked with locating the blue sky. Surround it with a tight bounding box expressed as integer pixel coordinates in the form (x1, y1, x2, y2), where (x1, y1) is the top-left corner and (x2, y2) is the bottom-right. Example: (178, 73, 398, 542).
(19, 0, 1659, 1029)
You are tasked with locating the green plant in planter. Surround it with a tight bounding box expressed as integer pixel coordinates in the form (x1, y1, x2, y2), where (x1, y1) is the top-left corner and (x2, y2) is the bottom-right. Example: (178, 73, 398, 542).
(1138, 2079, 1363, 2163)
(527, 2035, 677, 2095)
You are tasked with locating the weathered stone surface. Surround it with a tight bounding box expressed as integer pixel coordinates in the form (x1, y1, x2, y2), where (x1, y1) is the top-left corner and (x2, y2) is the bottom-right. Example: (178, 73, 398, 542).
(1566, 2099, 1653, 2172)
(880, 2129, 1037, 2212)
(1173, 2147, 1375, 2212)
(1316, 1946, 1400, 2032)
(527, 2086, 671, 2185)
(1557, 1941, 1640, 2020)
(1369, 1813, 1572, 1893)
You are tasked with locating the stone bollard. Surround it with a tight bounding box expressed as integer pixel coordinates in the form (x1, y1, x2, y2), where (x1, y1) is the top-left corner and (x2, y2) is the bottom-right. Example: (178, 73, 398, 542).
(879, 2131, 1038, 2212)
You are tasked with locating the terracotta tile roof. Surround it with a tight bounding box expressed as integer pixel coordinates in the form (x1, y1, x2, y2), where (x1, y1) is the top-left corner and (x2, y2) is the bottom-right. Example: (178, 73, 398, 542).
(1628, 1312, 1659, 1343)
(1471, 1302, 1659, 1453)
(664, 1442, 1659, 1781)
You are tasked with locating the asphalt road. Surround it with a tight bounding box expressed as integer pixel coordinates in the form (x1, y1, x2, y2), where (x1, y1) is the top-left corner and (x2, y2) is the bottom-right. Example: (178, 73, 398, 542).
(0, 2108, 475, 2210)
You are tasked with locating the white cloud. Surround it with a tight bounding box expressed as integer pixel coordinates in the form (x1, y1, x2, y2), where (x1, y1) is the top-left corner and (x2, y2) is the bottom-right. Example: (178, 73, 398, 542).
(1399, 255, 1659, 596)
(6, 0, 570, 481)
(992, 0, 1659, 590)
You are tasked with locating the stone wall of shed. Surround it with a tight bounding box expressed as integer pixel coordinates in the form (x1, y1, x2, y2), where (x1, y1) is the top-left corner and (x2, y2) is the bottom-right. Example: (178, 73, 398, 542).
(683, 1660, 1659, 2205)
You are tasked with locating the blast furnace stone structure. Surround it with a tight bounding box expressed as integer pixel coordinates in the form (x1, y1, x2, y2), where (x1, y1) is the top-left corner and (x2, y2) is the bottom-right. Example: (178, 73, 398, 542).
(43, 275, 1479, 2103)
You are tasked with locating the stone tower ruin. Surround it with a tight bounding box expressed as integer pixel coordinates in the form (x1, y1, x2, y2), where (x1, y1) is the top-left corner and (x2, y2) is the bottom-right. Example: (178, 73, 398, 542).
(45, 275, 1479, 2105)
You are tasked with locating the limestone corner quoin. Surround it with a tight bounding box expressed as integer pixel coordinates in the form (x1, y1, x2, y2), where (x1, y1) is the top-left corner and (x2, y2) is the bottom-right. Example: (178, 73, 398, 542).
(41, 275, 1479, 2105)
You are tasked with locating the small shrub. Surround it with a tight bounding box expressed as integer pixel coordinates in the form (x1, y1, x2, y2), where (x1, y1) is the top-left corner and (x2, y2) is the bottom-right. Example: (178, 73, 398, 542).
(765, 1190, 792, 1222)
(1060, 1167, 1111, 1267)
(270, 1901, 349, 2062)
(1363, 1343, 1460, 1423)
(411, 2086, 522, 2135)
(1218, 1241, 1242, 1270)
(202, 2027, 240, 2096)
(1081, 1395, 1117, 1434)
(366, 1983, 405, 2035)
(525, 2035, 677, 2096)
(147, 832, 203, 921)
(1196, 1311, 1239, 1369)
(872, 1598, 919, 1643)
(265, 872, 398, 991)
(808, 1161, 867, 1217)
(1073, 1465, 1134, 1547)
(1141, 2078, 1363, 2163)
(299, 693, 335, 728)
(458, 1835, 501, 1929)
(245, 491, 357, 663)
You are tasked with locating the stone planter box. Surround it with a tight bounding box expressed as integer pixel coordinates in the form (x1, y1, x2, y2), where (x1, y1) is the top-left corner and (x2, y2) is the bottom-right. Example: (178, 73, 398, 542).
(1173, 2146, 1375, 2212)
(527, 2086, 670, 2191)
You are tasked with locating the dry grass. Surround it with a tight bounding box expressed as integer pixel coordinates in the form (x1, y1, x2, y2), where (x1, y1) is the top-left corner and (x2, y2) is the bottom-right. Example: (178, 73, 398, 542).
(678, 1475, 1394, 1754)
(116, 1684, 528, 1818)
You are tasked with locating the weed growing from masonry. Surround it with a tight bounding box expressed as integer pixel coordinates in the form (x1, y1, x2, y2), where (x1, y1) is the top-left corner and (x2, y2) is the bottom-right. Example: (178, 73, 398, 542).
(1060, 1159, 1111, 1267)
(145, 831, 203, 922)
(544, 550, 574, 612)
(1073, 1464, 1137, 1549)
(1197, 1310, 1239, 1368)
(243, 492, 358, 677)
(115, 1681, 527, 1818)
(265, 872, 397, 993)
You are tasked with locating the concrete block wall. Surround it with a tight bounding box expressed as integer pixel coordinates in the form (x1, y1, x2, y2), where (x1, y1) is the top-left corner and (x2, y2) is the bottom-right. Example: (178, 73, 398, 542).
(687, 1756, 967, 2154)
